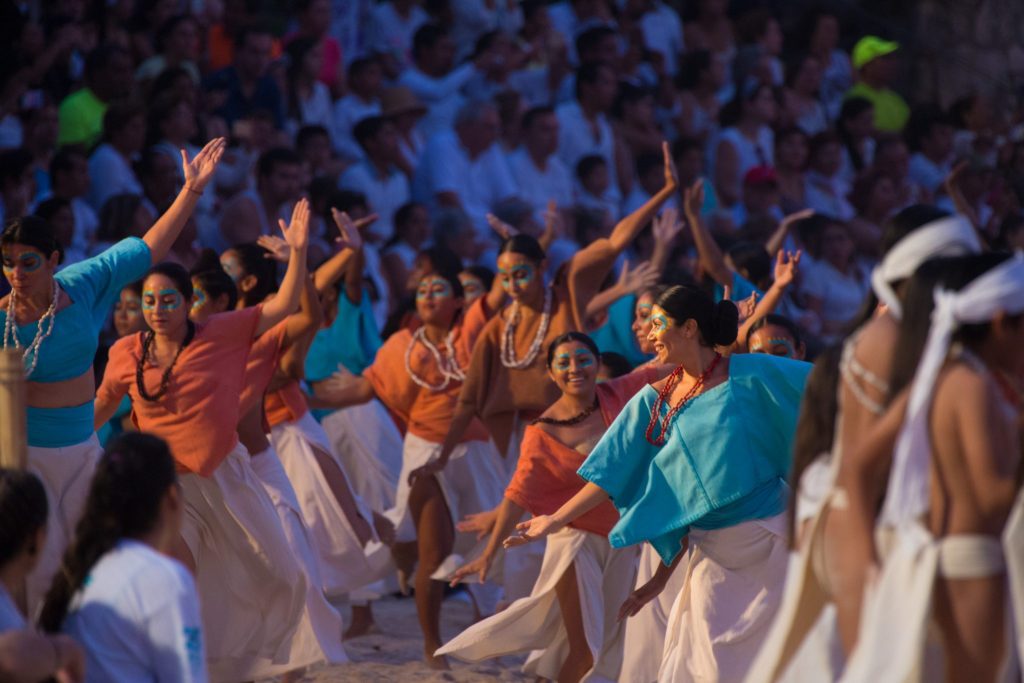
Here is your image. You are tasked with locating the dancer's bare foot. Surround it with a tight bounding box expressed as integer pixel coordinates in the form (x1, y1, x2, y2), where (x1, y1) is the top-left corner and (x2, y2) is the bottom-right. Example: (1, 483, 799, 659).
(281, 668, 305, 683)
(343, 604, 378, 639)
(425, 650, 450, 670)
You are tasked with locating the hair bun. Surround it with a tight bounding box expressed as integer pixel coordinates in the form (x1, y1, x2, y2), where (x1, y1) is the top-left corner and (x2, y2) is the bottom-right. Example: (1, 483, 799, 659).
(712, 300, 740, 346)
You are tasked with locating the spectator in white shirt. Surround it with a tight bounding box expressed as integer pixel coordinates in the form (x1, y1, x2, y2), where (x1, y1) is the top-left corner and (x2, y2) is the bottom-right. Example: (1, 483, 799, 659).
(547, 0, 615, 64)
(556, 62, 623, 204)
(284, 37, 338, 143)
(87, 101, 145, 211)
(340, 116, 411, 244)
(39, 433, 207, 683)
(573, 154, 619, 221)
(637, 0, 685, 76)
(714, 82, 777, 211)
(907, 104, 955, 196)
(805, 131, 855, 221)
(507, 106, 573, 219)
(380, 86, 429, 177)
(367, 0, 430, 76)
(0, 469, 86, 682)
(412, 99, 518, 242)
(333, 57, 384, 161)
(44, 147, 99, 257)
(800, 218, 871, 342)
(219, 148, 302, 249)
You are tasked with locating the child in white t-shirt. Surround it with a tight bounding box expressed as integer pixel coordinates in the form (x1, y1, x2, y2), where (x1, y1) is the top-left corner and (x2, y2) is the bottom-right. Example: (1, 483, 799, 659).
(38, 433, 207, 683)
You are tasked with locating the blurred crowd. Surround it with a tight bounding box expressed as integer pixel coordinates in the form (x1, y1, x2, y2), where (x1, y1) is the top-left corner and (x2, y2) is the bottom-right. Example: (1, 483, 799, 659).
(2, 0, 1023, 352)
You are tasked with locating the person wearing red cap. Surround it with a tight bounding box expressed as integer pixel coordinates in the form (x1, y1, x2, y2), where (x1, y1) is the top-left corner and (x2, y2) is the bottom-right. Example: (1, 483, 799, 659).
(845, 36, 909, 133)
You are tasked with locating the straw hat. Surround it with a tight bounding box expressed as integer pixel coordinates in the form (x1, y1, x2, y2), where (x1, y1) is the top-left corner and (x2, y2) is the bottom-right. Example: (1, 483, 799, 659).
(380, 86, 427, 118)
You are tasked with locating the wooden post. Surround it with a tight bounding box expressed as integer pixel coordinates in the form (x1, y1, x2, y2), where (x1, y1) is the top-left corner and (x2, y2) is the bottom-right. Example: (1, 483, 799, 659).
(0, 348, 26, 469)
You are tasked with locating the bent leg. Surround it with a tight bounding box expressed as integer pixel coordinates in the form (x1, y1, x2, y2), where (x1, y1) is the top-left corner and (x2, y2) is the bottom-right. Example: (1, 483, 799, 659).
(554, 561, 594, 683)
(408, 475, 454, 669)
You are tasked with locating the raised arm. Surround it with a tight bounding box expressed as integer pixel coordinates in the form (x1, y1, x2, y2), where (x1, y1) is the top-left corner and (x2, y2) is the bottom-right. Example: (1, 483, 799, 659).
(682, 178, 732, 287)
(313, 210, 374, 297)
(256, 199, 310, 336)
(734, 250, 800, 352)
(607, 141, 678, 253)
(764, 209, 815, 258)
(650, 206, 684, 273)
(142, 138, 225, 263)
(255, 234, 324, 348)
(584, 260, 659, 326)
(503, 481, 609, 548)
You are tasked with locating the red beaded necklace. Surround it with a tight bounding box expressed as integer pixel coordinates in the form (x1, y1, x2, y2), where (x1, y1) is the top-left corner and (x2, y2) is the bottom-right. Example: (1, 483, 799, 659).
(645, 353, 722, 446)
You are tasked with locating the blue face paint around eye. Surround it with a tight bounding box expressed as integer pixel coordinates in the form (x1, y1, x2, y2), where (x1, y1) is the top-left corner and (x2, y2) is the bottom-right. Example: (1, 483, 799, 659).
(142, 289, 183, 311)
(416, 277, 453, 301)
(751, 337, 796, 358)
(650, 312, 671, 332)
(191, 286, 207, 311)
(636, 303, 653, 320)
(2, 252, 43, 273)
(498, 262, 535, 290)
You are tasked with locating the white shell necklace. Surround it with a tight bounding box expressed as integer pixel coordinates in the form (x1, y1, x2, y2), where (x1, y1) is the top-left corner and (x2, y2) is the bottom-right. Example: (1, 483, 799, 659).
(3, 281, 60, 379)
(500, 286, 552, 369)
(405, 326, 466, 391)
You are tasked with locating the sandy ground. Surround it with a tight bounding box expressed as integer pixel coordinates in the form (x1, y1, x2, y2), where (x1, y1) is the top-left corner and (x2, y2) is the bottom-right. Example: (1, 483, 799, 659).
(262, 592, 530, 682)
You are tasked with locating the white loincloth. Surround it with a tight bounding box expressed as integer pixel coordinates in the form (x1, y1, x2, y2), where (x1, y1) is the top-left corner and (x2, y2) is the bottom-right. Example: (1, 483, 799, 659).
(270, 413, 393, 597)
(319, 399, 403, 515)
(621, 543, 690, 683)
(249, 445, 349, 672)
(660, 512, 789, 683)
(437, 526, 638, 682)
(500, 415, 545, 603)
(178, 443, 307, 682)
(25, 435, 102, 615)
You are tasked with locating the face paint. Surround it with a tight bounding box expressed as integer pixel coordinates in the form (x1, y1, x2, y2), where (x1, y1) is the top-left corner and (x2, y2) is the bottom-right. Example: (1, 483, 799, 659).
(498, 262, 535, 290)
(650, 311, 672, 333)
(191, 286, 208, 312)
(750, 336, 796, 358)
(142, 288, 184, 311)
(122, 294, 142, 318)
(416, 277, 453, 302)
(553, 347, 596, 372)
(1, 252, 43, 273)
(636, 303, 653, 321)
(460, 275, 484, 301)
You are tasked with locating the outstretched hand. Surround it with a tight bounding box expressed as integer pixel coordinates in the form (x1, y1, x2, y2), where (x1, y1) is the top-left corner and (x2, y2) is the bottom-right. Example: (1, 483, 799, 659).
(652, 206, 683, 246)
(449, 554, 494, 587)
(773, 249, 801, 288)
(256, 234, 290, 263)
(279, 198, 310, 253)
(503, 514, 564, 548)
(683, 178, 705, 219)
(487, 212, 518, 240)
(617, 576, 667, 621)
(618, 260, 660, 295)
(331, 209, 374, 251)
(457, 508, 499, 540)
(181, 137, 226, 192)
(662, 140, 679, 190)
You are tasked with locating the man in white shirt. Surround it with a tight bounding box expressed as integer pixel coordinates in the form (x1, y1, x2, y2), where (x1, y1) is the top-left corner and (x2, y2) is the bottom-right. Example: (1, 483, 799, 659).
(367, 0, 430, 73)
(333, 57, 383, 161)
(86, 101, 145, 211)
(339, 116, 411, 244)
(507, 106, 573, 218)
(907, 105, 954, 196)
(413, 99, 518, 243)
(556, 62, 622, 205)
(45, 147, 99, 256)
(638, 0, 684, 76)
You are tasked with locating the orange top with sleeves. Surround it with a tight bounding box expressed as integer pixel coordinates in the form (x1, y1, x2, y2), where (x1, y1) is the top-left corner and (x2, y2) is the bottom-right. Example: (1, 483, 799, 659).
(364, 296, 492, 444)
(238, 319, 288, 417)
(458, 239, 618, 454)
(98, 307, 262, 476)
(265, 382, 308, 427)
(505, 366, 662, 537)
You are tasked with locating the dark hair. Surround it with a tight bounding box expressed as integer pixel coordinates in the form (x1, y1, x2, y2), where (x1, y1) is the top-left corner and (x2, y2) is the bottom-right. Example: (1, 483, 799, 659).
(412, 23, 448, 60)
(229, 243, 278, 307)
(418, 264, 465, 301)
(393, 202, 426, 241)
(192, 267, 238, 310)
(849, 170, 890, 215)
(672, 136, 703, 160)
(84, 44, 130, 81)
(347, 55, 380, 80)
(0, 148, 32, 187)
(0, 469, 47, 569)
(736, 8, 775, 44)
(498, 233, 546, 264)
(614, 82, 653, 120)
(32, 197, 71, 224)
(296, 124, 329, 150)
(256, 147, 301, 180)
(49, 145, 88, 180)
(676, 50, 713, 91)
(521, 105, 555, 131)
(39, 433, 178, 632)
(727, 242, 772, 289)
(418, 246, 464, 281)
(747, 313, 803, 349)
(102, 100, 145, 142)
(837, 97, 874, 171)
(575, 26, 617, 62)
(808, 130, 842, 163)
(144, 261, 193, 299)
(948, 93, 979, 130)
(155, 14, 198, 54)
(233, 24, 274, 50)
(546, 331, 600, 368)
(599, 351, 633, 378)
(889, 252, 1013, 399)
(656, 285, 739, 347)
(788, 345, 841, 543)
(462, 265, 494, 291)
(904, 103, 951, 153)
(995, 213, 1024, 251)
(327, 189, 368, 218)
(285, 37, 320, 118)
(576, 154, 607, 181)
(719, 82, 776, 128)
(2, 215, 64, 263)
(97, 194, 145, 243)
(575, 62, 614, 101)
(352, 115, 389, 151)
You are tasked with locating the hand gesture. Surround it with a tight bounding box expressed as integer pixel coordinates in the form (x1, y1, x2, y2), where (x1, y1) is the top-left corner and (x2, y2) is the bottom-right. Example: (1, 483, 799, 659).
(652, 206, 683, 246)
(542, 199, 563, 240)
(662, 140, 679, 190)
(457, 508, 499, 540)
(617, 576, 667, 621)
(331, 208, 373, 251)
(773, 249, 801, 288)
(618, 260, 660, 295)
(408, 455, 449, 486)
(449, 553, 494, 586)
(256, 234, 290, 263)
(487, 212, 518, 241)
(736, 291, 758, 322)
(503, 514, 564, 548)
(279, 198, 310, 253)
(181, 137, 226, 193)
(683, 179, 705, 219)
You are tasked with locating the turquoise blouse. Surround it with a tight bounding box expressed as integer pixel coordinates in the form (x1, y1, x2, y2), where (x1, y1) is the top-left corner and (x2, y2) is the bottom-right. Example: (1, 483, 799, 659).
(577, 353, 810, 564)
(1, 238, 151, 447)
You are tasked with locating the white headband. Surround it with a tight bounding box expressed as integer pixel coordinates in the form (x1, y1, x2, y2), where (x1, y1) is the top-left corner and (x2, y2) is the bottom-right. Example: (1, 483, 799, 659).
(871, 216, 982, 320)
(881, 253, 1024, 525)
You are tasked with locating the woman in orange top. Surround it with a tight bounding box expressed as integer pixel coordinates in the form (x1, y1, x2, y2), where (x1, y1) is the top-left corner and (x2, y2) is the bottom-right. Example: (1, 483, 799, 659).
(93, 203, 310, 681)
(313, 258, 507, 669)
(439, 332, 667, 682)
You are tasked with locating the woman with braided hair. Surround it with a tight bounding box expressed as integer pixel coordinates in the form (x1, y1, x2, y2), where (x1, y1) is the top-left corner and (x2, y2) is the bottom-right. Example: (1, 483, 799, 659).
(39, 432, 205, 682)
(93, 200, 310, 680)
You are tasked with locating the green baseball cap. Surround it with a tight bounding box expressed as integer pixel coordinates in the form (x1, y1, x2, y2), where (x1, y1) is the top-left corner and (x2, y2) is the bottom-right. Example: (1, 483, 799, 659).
(852, 36, 900, 69)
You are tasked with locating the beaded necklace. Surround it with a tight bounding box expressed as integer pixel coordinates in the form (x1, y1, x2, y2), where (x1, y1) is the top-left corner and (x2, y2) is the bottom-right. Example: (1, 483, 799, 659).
(2, 282, 59, 379)
(500, 287, 552, 369)
(136, 322, 196, 402)
(645, 353, 722, 446)
(404, 326, 466, 392)
(531, 396, 600, 426)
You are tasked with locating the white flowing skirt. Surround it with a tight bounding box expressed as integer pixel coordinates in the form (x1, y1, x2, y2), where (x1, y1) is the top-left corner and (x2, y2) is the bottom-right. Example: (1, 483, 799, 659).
(621, 543, 690, 683)
(270, 413, 392, 597)
(500, 415, 545, 603)
(249, 445, 348, 671)
(319, 400, 403, 514)
(437, 527, 638, 682)
(660, 513, 789, 683)
(26, 435, 102, 614)
(179, 443, 307, 682)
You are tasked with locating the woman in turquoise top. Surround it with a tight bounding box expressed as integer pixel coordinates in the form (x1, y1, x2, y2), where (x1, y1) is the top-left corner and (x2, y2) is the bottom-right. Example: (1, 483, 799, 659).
(0, 137, 224, 613)
(507, 284, 810, 682)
